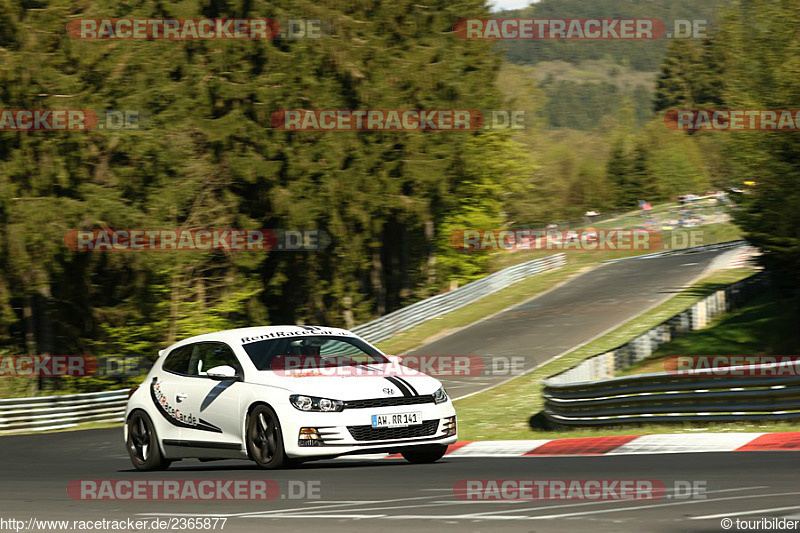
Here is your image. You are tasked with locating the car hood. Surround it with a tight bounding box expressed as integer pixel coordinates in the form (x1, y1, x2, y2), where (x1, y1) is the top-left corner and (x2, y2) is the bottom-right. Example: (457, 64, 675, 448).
(249, 363, 443, 400)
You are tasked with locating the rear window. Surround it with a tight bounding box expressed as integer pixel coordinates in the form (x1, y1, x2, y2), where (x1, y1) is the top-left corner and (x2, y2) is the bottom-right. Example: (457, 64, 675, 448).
(162, 342, 242, 377)
(162, 345, 193, 375)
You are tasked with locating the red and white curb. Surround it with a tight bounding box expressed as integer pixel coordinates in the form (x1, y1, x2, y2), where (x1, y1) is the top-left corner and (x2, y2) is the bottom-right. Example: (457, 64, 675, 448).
(345, 432, 800, 459)
(724, 245, 761, 269)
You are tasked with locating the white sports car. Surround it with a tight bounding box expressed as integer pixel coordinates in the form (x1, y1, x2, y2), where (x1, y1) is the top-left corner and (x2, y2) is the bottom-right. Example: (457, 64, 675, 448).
(124, 326, 457, 470)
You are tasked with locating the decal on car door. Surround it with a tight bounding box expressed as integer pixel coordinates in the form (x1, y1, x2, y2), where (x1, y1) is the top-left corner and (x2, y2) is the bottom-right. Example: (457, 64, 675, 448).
(150, 378, 222, 433)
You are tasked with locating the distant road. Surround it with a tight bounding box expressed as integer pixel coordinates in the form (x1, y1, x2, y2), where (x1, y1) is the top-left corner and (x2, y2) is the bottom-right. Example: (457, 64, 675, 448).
(407, 248, 737, 398)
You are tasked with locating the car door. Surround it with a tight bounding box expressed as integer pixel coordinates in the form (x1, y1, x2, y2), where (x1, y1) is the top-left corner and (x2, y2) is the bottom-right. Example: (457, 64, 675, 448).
(149, 344, 195, 446)
(174, 341, 245, 456)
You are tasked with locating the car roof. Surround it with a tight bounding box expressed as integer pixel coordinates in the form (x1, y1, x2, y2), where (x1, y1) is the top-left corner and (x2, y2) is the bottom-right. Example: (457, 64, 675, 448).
(159, 325, 358, 356)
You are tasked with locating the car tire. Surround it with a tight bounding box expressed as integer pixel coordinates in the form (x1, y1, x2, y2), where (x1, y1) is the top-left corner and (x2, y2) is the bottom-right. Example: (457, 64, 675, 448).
(401, 444, 448, 464)
(126, 411, 171, 471)
(246, 405, 289, 469)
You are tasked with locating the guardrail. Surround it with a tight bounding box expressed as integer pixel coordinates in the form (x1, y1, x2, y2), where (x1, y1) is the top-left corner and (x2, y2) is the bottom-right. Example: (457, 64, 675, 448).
(543, 362, 800, 426)
(541, 273, 777, 427)
(353, 253, 566, 344)
(0, 389, 128, 434)
(1, 253, 565, 434)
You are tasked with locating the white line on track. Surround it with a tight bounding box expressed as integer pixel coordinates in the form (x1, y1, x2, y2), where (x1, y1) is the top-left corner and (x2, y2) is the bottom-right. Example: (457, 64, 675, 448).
(138, 486, 775, 522)
(703, 486, 770, 494)
(521, 491, 800, 520)
(251, 502, 471, 516)
(253, 514, 386, 519)
(690, 506, 800, 520)
(242, 489, 796, 522)
(137, 493, 457, 519)
(427, 486, 770, 519)
(308, 486, 768, 518)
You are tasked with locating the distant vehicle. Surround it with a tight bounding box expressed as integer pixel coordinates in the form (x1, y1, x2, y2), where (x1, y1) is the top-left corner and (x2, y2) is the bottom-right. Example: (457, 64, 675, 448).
(125, 326, 456, 470)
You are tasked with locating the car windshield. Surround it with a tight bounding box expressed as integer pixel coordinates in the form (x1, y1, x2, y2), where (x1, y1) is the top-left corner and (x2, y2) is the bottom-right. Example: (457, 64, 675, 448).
(242, 335, 387, 371)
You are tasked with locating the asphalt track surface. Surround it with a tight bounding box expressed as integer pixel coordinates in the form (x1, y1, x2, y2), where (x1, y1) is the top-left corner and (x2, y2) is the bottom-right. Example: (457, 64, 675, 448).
(5, 247, 799, 532)
(410, 249, 730, 398)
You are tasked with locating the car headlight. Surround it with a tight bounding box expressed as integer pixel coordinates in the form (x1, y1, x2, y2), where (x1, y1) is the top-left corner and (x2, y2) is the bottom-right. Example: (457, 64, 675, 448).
(433, 386, 448, 404)
(290, 394, 344, 412)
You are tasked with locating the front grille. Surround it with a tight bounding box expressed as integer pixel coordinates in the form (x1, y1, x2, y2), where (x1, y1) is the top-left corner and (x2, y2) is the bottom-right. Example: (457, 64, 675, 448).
(343, 395, 435, 409)
(347, 419, 439, 441)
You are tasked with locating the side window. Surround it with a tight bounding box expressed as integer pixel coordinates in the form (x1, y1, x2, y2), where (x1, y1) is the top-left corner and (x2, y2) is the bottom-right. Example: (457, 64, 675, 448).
(187, 342, 242, 377)
(162, 345, 193, 375)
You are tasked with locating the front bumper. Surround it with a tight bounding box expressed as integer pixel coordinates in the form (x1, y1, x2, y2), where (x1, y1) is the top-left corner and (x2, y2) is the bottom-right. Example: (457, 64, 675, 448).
(282, 401, 457, 458)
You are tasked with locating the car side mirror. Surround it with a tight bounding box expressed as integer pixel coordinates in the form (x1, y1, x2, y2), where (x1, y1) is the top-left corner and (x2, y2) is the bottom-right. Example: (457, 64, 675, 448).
(206, 365, 240, 380)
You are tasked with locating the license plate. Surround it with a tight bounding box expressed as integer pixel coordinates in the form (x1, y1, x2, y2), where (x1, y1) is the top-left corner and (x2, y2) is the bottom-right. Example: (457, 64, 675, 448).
(371, 412, 422, 428)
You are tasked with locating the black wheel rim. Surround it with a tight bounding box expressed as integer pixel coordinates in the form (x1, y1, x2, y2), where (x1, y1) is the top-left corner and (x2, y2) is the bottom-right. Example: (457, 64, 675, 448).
(250, 410, 278, 463)
(128, 416, 150, 463)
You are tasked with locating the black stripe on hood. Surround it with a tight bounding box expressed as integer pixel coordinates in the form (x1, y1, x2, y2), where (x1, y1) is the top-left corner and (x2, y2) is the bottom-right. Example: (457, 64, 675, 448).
(384, 376, 412, 397)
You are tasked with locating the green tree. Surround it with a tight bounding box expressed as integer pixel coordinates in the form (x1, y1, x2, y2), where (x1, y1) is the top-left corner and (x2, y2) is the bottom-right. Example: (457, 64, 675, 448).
(717, 0, 800, 307)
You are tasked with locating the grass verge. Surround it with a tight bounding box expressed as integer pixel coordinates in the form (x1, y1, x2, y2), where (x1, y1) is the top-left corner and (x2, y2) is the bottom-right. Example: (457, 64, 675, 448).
(618, 284, 799, 376)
